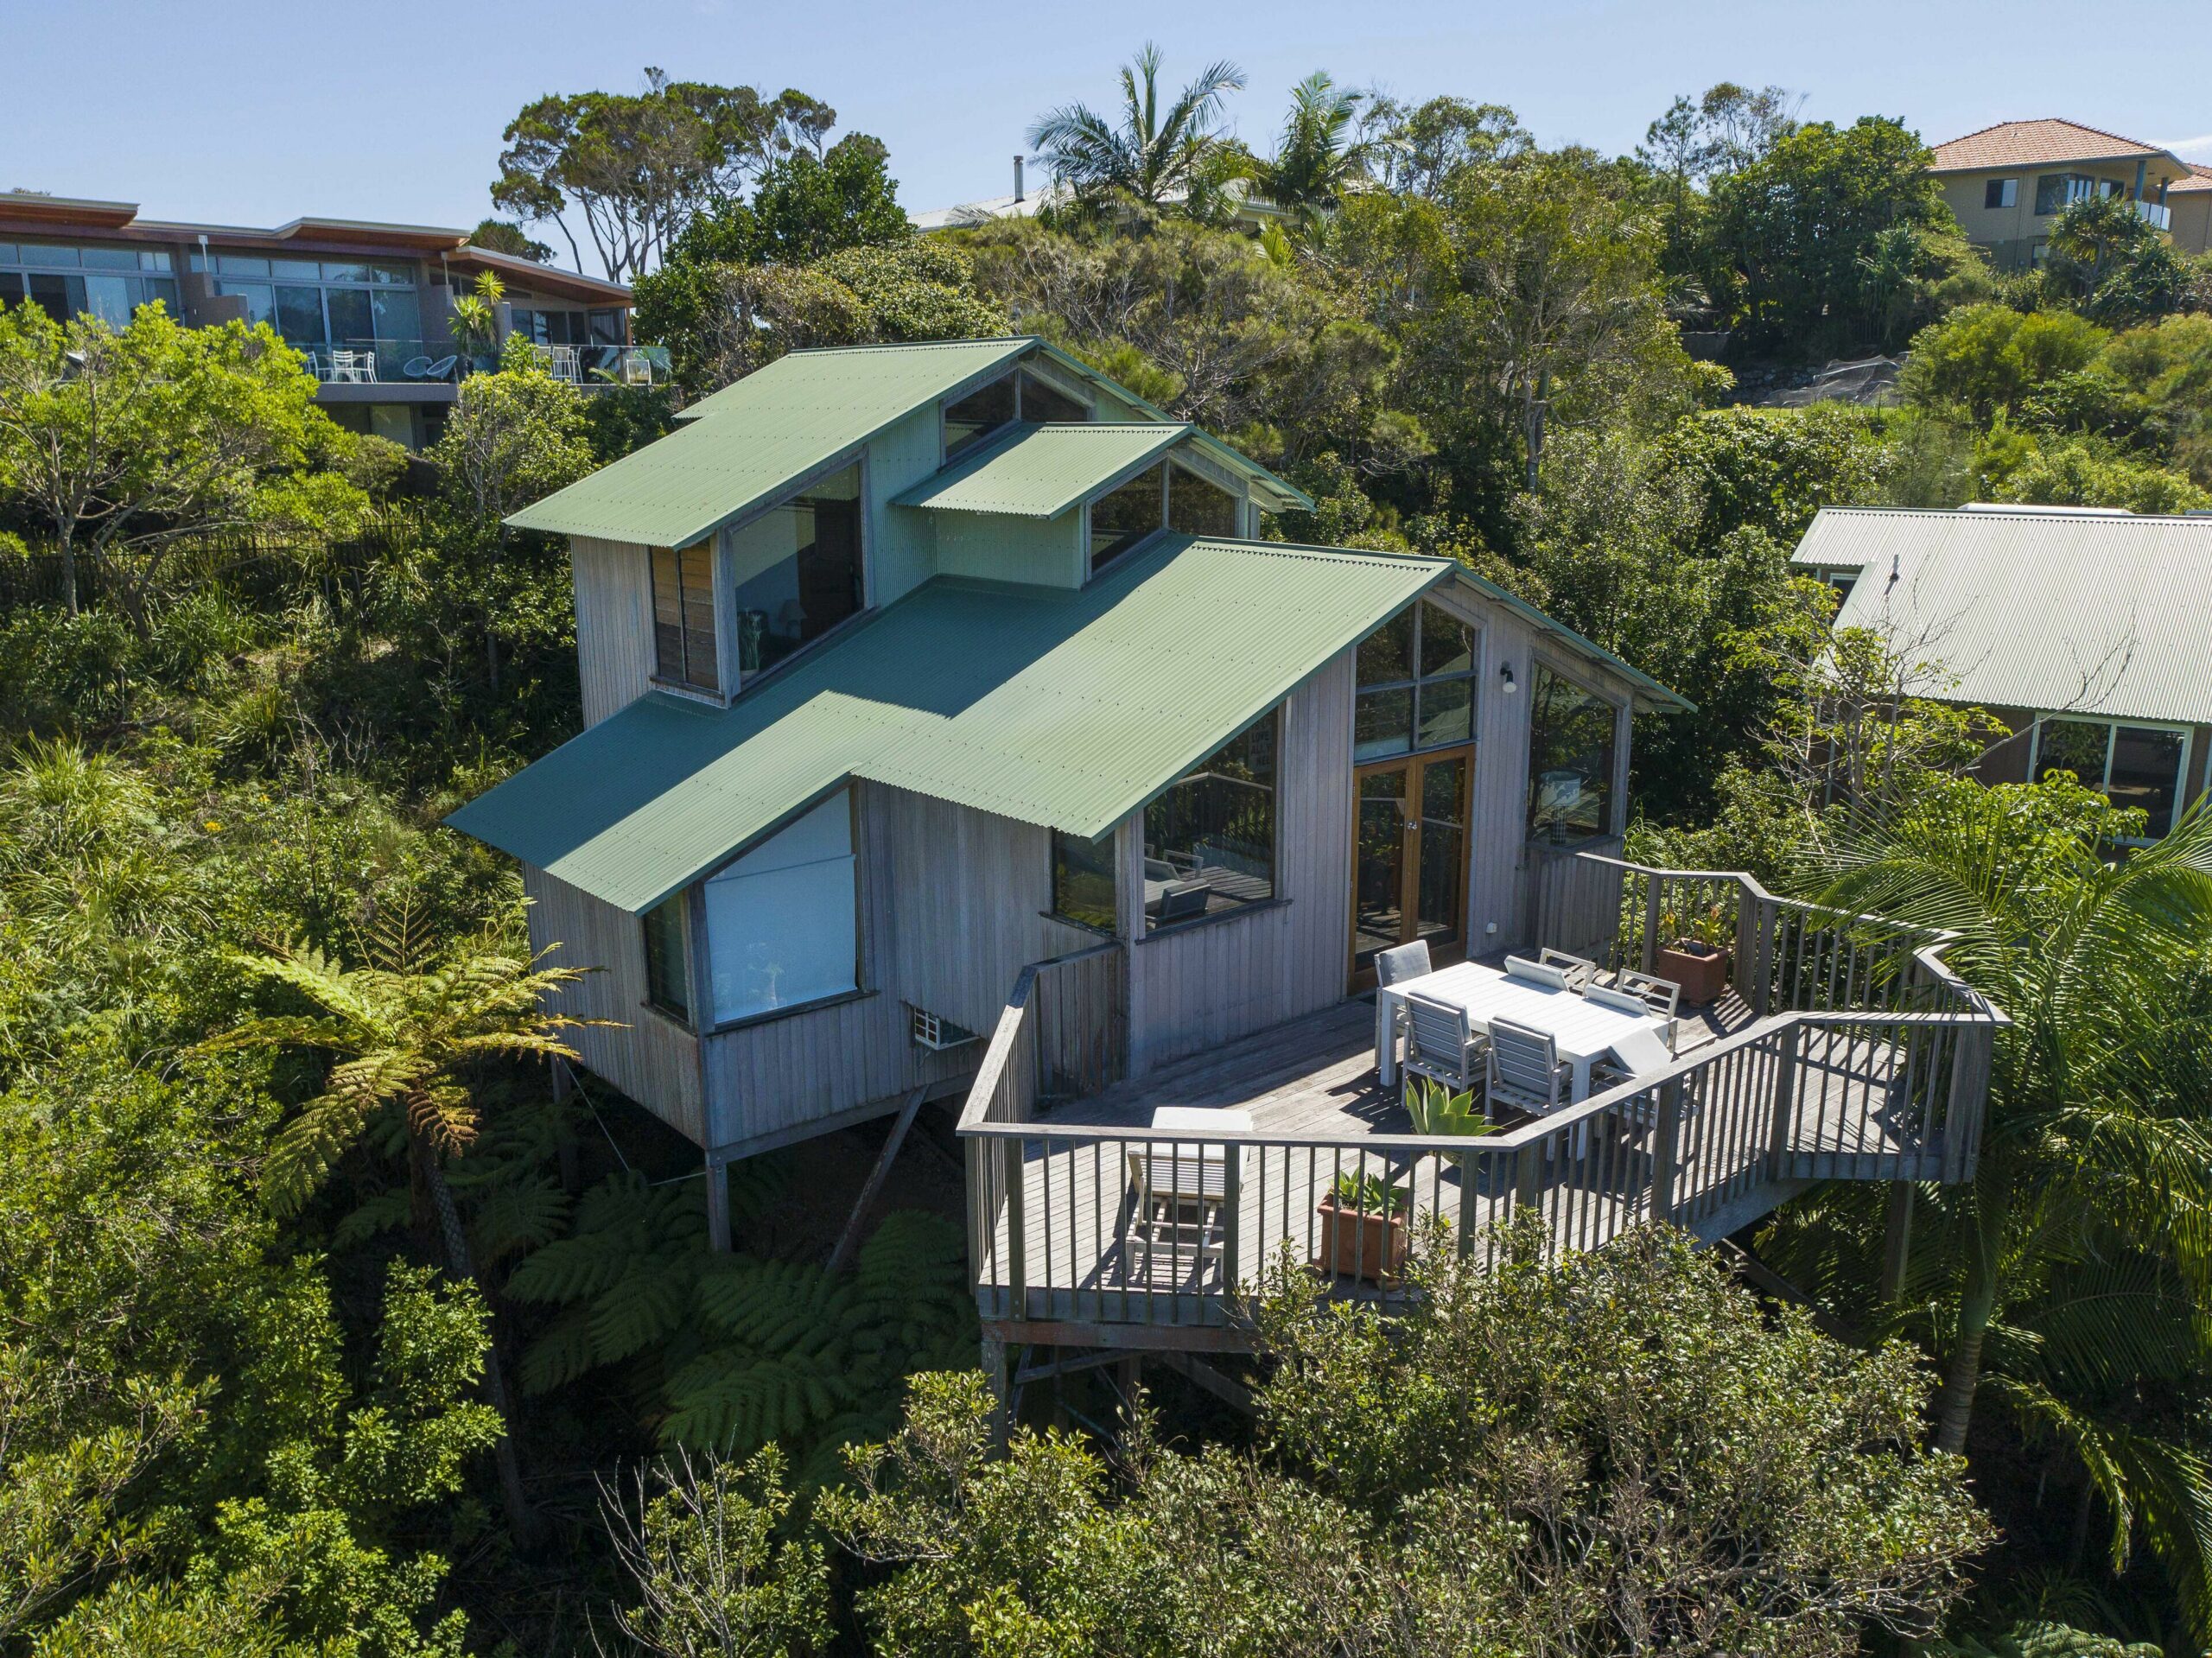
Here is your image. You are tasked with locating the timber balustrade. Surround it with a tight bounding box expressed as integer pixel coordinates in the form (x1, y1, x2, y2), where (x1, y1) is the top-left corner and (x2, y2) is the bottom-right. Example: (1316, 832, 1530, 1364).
(960, 853, 2005, 1335)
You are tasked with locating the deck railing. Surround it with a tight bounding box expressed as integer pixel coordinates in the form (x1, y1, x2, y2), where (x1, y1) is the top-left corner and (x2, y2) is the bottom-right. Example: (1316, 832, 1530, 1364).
(960, 854, 2003, 1335)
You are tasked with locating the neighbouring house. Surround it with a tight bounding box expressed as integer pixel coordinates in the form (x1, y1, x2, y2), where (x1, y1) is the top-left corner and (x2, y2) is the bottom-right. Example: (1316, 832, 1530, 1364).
(448, 337, 1686, 1222)
(1929, 119, 2194, 270)
(0, 189, 659, 448)
(2171, 163, 2212, 257)
(1792, 505, 2212, 837)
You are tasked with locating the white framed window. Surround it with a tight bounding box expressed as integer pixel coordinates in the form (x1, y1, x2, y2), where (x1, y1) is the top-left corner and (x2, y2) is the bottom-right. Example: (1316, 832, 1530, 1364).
(2029, 715, 2192, 839)
(702, 791, 860, 1023)
(1983, 178, 2018, 210)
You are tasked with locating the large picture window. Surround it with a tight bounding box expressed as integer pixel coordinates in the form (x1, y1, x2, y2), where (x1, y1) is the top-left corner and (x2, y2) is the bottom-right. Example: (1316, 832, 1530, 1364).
(726, 462, 864, 679)
(652, 543, 719, 692)
(1052, 829, 1119, 933)
(1527, 664, 1618, 845)
(703, 792, 859, 1024)
(943, 375, 1016, 459)
(2032, 716, 2190, 838)
(1144, 709, 1277, 932)
(1089, 463, 1165, 571)
(0, 242, 178, 327)
(642, 893, 691, 1022)
(1167, 463, 1239, 538)
(1355, 600, 1478, 761)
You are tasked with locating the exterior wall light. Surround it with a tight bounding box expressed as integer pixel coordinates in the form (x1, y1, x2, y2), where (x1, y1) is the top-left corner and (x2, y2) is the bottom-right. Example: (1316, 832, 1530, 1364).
(1500, 663, 1517, 694)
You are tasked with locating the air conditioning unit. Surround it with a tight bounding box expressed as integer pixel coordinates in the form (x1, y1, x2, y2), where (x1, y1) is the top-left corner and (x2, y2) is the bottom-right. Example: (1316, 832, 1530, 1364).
(909, 1006, 981, 1051)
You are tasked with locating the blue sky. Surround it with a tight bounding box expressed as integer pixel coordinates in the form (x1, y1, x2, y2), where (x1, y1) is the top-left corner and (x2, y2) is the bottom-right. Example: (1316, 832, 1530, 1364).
(6, 0, 2207, 277)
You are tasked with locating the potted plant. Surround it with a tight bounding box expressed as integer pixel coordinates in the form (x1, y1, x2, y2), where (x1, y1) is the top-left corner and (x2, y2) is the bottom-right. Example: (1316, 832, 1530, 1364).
(1316, 1170, 1410, 1283)
(1406, 1081, 1506, 1196)
(1656, 906, 1732, 1005)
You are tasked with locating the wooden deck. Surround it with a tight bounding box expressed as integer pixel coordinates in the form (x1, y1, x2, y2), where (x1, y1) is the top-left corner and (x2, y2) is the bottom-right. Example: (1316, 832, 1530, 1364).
(975, 994, 1961, 1344)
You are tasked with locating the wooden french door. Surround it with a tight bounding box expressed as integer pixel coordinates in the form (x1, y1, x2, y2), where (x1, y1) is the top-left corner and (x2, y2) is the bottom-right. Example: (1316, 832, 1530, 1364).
(1349, 746, 1473, 991)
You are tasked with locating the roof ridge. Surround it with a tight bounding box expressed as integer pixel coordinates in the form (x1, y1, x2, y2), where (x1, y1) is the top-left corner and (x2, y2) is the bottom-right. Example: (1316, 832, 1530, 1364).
(1933, 116, 2171, 164)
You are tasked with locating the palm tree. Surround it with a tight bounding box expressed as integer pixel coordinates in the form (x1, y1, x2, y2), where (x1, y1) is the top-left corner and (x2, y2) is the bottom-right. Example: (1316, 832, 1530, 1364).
(1800, 785, 2212, 1629)
(1026, 43, 1245, 220)
(208, 921, 602, 1546)
(1256, 72, 1395, 230)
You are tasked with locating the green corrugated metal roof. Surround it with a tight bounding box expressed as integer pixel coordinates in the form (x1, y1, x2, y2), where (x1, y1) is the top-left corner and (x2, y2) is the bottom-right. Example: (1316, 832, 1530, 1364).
(447, 537, 1447, 912)
(892, 422, 1190, 517)
(505, 339, 1029, 545)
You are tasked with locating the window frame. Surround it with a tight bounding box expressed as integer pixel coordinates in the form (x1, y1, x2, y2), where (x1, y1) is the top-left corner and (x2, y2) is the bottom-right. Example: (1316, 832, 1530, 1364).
(715, 448, 874, 695)
(1085, 461, 1169, 576)
(1983, 177, 2018, 210)
(1049, 827, 1122, 937)
(1353, 598, 1482, 764)
(1141, 704, 1284, 937)
(2028, 713, 2193, 842)
(650, 540, 721, 698)
(692, 787, 868, 1032)
(1524, 658, 1625, 848)
(1165, 455, 1243, 540)
(640, 891, 694, 1026)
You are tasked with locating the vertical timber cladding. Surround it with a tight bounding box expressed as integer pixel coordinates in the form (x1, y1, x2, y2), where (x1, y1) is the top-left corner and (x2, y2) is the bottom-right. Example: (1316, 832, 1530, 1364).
(1126, 649, 1357, 1075)
(697, 782, 1082, 1150)
(521, 865, 707, 1143)
(569, 536, 659, 728)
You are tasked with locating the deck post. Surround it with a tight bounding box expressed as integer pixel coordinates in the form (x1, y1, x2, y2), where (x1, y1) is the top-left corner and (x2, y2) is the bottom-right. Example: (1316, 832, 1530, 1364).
(703, 1151, 732, 1253)
(1641, 875, 1662, 973)
(982, 1333, 1010, 1452)
(1220, 1135, 1243, 1310)
(1765, 1021, 1802, 1182)
(1512, 1145, 1544, 1257)
(1650, 1079, 1682, 1227)
(1879, 1182, 1916, 1302)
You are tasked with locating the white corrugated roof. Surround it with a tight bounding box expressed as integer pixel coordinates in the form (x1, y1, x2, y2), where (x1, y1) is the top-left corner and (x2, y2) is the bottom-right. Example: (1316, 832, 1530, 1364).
(1792, 507, 2212, 725)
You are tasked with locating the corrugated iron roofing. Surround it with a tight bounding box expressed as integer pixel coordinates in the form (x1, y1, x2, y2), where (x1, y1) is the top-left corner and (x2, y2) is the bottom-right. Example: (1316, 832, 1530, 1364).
(1792, 507, 2212, 725)
(893, 422, 1190, 517)
(1930, 118, 2177, 173)
(447, 537, 1448, 912)
(505, 339, 1030, 546)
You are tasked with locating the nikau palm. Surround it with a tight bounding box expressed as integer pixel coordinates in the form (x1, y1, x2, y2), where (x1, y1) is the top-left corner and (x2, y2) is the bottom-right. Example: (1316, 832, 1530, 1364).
(1257, 71, 1395, 228)
(1802, 786, 2212, 1631)
(1027, 42, 1244, 219)
(208, 927, 602, 1545)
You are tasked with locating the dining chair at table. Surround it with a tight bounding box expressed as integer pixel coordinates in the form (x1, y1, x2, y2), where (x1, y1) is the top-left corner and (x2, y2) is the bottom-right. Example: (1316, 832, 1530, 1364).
(1614, 970, 1683, 1052)
(1485, 1017, 1571, 1119)
(1374, 939, 1432, 988)
(1501, 954, 1573, 992)
(1402, 991, 1487, 1096)
(1536, 948, 1598, 988)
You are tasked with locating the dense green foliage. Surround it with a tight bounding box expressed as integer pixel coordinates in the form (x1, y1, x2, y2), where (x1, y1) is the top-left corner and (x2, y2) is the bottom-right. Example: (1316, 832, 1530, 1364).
(3, 47, 2212, 1658)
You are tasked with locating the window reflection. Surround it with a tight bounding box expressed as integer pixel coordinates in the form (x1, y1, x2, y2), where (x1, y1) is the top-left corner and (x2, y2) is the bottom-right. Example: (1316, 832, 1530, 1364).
(1144, 708, 1278, 931)
(727, 462, 865, 678)
(1526, 664, 1618, 845)
(1088, 463, 1165, 570)
(1354, 600, 1478, 762)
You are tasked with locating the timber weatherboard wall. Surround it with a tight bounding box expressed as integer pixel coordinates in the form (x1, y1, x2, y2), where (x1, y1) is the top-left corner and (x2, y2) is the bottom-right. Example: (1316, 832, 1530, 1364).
(1123, 649, 1357, 1075)
(523, 866, 706, 1141)
(572, 535, 659, 728)
(697, 781, 1097, 1152)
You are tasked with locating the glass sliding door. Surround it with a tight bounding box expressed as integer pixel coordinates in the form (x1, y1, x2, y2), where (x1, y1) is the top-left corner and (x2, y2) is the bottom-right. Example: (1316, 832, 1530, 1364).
(1350, 746, 1472, 988)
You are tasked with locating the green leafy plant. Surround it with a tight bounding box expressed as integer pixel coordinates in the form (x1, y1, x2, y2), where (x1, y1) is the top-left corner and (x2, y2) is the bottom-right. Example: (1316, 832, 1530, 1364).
(1327, 1170, 1408, 1217)
(1404, 1079, 1495, 1138)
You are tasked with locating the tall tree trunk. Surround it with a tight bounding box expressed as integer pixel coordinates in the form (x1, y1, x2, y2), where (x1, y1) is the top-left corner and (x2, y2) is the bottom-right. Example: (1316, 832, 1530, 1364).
(1934, 1177, 2007, 1456)
(58, 528, 79, 618)
(418, 1132, 539, 1550)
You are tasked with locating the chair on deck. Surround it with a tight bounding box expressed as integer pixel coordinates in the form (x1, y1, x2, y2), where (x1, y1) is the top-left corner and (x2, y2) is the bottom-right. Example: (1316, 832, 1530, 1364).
(1154, 880, 1210, 925)
(1614, 970, 1683, 1052)
(1375, 939, 1432, 988)
(1125, 1107, 1250, 1286)
(1402, 992, 1488, 1096)
(1537, 947, 1598, 988)
(1502, 954, 1573, 991)
(1485, 1018, 1571, 1119)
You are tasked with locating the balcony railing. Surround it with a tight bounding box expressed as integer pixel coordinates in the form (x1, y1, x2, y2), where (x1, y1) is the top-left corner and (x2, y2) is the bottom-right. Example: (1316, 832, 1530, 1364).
(300, 339, 671, 388)
(958, 853, 2005, 1337)
(2136, 200, 2173, 232)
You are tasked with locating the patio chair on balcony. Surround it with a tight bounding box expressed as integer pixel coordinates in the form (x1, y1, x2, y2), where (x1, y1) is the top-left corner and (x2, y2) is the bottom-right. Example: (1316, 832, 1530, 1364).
(1154, 880, 1210, 925)
(1502, 954, 1573, 991)
(620, 347, 654, 385)
(1402, 992, 1488, 1097)
(1614, 970, 1683, 1051)
(1486, 1018, 1571, 1119)
(327, 349, 375, 384)
(1536, 948, 1598, 988)
(1125, 1106, 1250, 1288)
(549, 345, 582, 382)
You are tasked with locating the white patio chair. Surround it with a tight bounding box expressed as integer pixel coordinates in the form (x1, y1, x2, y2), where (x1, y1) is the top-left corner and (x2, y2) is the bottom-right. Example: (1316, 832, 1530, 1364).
(1402, 991, 1487, 1096)
(620, 347, 653, 384)
(550, 344, 581, 382)
(1502, 954, 1573, 991)
(1485, 1017, 1571, 1119)
(1537, 947, 1598, 988)
(1125, 1107, 1250, 1286)
(1374, 939, 1432, 988)
(1616, 970, 1683, 1052)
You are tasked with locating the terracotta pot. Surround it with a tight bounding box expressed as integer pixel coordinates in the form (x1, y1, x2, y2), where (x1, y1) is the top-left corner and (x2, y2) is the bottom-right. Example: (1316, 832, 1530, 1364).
(1656, 939, 1730, 1005)
(1316, 1198, 1408, 1282)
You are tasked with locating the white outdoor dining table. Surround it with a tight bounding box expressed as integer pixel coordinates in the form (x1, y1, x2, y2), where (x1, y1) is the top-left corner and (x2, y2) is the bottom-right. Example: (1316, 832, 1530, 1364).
(1376, 960, 1670, 1102)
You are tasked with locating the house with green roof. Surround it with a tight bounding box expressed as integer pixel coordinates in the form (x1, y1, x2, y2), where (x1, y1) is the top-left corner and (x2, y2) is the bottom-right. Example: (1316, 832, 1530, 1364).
(449, 336, 1695, 1247)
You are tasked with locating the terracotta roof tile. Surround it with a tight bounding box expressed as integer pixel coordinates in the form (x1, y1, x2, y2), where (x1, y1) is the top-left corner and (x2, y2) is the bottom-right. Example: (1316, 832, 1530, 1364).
(1931, 118, 2175, 173)
(2170, 164, 2212, 195)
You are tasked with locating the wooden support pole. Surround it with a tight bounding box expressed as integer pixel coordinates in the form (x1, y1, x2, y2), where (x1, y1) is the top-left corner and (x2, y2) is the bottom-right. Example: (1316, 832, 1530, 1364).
(825, 1086, 927, 1274)
(1650, 1078, 1682, 1228)
(982, 1333, 1011, 1452)
(703, 1151, 732, 1254)
(1879, 1181, 1916, 1303)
